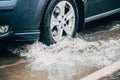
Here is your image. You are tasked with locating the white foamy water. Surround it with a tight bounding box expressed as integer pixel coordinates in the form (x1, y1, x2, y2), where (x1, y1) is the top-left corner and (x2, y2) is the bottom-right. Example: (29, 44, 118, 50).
(11, 23, 120, 80)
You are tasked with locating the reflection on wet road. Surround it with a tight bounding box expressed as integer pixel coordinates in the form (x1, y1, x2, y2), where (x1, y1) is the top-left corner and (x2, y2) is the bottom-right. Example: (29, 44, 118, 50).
(0, 14, 120, 80)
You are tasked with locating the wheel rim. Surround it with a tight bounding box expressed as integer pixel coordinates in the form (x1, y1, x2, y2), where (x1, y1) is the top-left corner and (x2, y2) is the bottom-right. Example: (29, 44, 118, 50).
(50, 1, 75, 42)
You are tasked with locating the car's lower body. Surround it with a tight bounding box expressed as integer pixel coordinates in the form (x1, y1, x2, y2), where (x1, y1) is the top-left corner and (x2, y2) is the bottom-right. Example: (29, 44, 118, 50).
(0, 0, 83, 45)
(0, 0, 120, 45)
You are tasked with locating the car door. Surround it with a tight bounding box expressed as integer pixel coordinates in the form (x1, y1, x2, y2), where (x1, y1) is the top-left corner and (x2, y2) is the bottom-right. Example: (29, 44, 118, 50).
(85, 0, 120, 18)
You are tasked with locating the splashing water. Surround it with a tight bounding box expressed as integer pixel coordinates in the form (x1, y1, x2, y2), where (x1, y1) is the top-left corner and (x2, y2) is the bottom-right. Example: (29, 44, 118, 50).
(11, 23, 120, 80)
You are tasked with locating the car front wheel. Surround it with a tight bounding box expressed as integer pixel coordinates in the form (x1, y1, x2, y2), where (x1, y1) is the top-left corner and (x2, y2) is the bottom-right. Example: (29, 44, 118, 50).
(41, 0, 79, 45)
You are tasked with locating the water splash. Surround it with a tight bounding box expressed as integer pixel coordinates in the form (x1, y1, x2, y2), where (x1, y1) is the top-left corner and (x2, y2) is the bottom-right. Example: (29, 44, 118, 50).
(11, 23, 120, 80)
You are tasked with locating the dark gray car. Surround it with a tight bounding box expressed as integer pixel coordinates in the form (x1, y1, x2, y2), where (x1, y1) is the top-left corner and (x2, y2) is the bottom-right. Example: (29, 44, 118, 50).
(0, 0, 120, 45)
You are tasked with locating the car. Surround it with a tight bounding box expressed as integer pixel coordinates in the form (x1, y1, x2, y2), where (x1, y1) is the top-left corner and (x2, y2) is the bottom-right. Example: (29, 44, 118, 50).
(0, 0, 120, 45)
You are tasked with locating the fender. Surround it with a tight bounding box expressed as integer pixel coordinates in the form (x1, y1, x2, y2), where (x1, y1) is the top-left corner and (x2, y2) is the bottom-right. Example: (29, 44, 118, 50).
(33, 0, 51, 31)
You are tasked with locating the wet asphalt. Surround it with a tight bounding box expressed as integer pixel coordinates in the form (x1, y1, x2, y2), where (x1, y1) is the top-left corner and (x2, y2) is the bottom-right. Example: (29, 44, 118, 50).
(0, 13, 120, 80)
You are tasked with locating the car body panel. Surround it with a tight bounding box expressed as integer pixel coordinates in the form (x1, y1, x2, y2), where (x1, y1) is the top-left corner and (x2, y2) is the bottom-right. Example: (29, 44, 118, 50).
(85, 0, 120, 17)
(85, 0, 120, 22)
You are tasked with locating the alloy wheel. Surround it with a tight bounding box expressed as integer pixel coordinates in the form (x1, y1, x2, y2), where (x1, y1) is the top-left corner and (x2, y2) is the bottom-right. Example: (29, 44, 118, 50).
(50, 1, 75, 42)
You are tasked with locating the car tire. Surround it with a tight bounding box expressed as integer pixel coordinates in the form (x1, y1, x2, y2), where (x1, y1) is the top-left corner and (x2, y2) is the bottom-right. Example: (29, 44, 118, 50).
(40, 0, 79, 45)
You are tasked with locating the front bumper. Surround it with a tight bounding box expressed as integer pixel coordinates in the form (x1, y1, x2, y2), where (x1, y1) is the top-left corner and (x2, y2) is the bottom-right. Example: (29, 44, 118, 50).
(0, 0, 41, 41)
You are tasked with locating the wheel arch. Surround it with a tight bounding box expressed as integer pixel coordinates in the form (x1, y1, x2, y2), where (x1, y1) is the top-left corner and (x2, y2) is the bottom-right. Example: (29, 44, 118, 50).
(33, 0, 51, 32)
(74, 0, 86, 32)
(38, 0, 52, 31)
